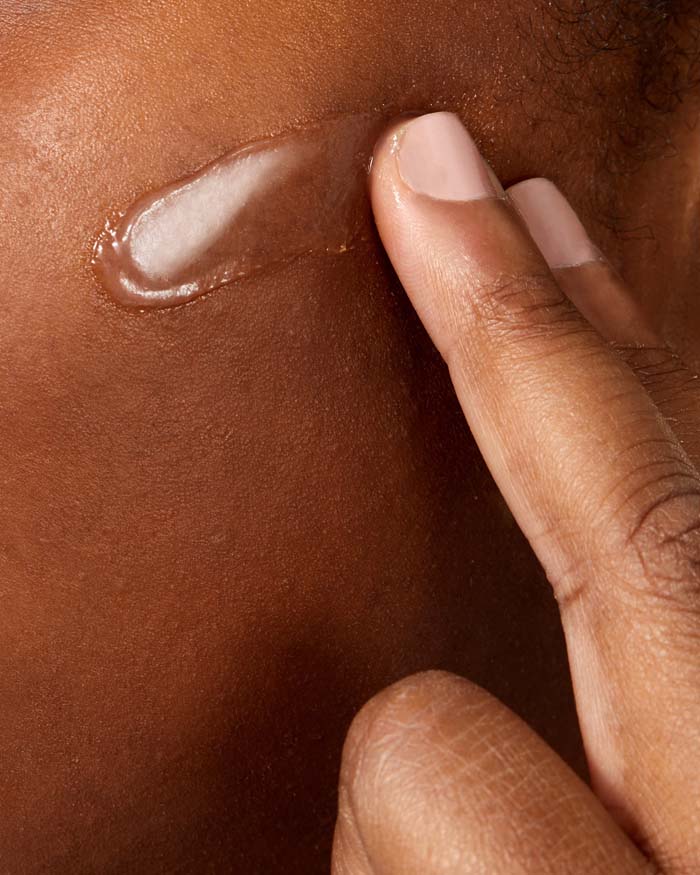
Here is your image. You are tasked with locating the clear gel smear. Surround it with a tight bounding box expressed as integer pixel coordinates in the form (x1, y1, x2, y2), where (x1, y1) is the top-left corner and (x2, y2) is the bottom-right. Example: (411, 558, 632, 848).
(92, 113, 386, 309)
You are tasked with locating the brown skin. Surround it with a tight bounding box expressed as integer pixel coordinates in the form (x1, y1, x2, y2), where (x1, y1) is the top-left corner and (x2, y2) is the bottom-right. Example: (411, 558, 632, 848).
(0, 2, 697, 872)
(332, 124, 700, 871)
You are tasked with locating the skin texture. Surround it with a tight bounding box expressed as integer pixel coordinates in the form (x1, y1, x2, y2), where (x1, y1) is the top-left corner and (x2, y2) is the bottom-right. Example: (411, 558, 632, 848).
(0, 1, 698, 872)
(333, 114, 700, 873)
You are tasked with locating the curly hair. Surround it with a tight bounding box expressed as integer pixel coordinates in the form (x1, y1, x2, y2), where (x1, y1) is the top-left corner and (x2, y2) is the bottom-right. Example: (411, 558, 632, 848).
(540, 0, 700, 110)
(616, 0, 700, 109)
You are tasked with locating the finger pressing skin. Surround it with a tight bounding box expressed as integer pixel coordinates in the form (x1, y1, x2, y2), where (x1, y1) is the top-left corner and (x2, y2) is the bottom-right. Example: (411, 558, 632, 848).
(369, 113, 700, 869)
(332, 672, 648, 875)
(509, 178, 700, 467)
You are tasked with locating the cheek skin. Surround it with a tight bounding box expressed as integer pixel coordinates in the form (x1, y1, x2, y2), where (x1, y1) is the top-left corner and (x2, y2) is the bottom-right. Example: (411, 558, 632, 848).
(93, 112, 386, 308)
(0, 1, 626, 871)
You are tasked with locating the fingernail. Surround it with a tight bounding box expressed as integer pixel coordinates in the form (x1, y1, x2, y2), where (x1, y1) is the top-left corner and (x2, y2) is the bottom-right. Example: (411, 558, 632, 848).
(507, 178, 602, 269)
(397, 112, 500, 201)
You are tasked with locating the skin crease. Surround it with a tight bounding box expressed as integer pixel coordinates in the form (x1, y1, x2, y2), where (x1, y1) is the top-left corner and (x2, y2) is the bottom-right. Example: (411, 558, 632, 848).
(0, 1, 698, 872)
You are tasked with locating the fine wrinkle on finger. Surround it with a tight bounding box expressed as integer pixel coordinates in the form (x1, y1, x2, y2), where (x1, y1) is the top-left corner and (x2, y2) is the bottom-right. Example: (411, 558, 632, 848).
(337, 672, 647, 875)
(612, 343, 700, 407)
(610, 342, 700, 464)
(592, 441, 700, 616)
(332, 785, 376, 875)
(548, 417, 700, 641)
(374, 151, 700, 624)
(369, 121, 700, 868)
(444, 268, 597, 381)
(376, 184, 607, 379)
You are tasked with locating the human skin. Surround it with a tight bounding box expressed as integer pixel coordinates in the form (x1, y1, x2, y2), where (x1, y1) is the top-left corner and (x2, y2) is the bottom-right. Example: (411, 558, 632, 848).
(0, 1, 697, 872)
(333, 114, 700, 873)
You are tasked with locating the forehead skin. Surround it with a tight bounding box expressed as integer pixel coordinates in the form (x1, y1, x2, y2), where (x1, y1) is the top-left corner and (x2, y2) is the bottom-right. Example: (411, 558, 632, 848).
(0, 1, 679, 872)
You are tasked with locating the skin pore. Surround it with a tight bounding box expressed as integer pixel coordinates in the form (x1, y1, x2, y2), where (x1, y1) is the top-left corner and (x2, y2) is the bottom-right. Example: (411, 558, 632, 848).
(1, 1, 698, 872)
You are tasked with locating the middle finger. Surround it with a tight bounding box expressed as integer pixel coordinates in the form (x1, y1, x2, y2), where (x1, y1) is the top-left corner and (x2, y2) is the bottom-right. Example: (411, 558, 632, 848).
(510, 178, 700, 468)
(370, 111, 700, 867)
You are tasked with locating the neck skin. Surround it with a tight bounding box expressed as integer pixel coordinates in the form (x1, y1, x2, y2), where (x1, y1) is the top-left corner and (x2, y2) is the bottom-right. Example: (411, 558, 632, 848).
(0, 2, 697, 872)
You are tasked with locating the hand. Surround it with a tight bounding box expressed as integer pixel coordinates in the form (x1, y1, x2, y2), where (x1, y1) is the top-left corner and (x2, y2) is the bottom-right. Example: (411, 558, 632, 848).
(332, 113, 700, 874)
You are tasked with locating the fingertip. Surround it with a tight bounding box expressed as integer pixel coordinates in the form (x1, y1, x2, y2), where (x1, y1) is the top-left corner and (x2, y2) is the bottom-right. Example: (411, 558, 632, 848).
(337, 670, 496, 828)
(334, 671, 490, 874)
(367, 114, 551, 361)
(370, 112, 501, 205)
(333, 670, 640, 875)
(506, 178, 659, 344)
(506, 177, 602, 270)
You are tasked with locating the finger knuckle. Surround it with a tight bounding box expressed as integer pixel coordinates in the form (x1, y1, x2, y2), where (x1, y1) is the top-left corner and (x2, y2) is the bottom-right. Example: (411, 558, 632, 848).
(555, 454, 700, 621)
(339, 672, 484, 803)
(611, 469, 700, 611)
(470, 270, 588, 346)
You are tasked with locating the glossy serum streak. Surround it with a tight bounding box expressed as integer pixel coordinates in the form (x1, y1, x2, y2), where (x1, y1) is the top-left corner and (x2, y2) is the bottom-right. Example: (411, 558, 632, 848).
(93, 113, 385, 309)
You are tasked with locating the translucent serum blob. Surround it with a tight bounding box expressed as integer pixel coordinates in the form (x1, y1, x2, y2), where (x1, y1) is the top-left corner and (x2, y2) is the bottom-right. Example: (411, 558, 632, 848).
(93, 113, 386, 309)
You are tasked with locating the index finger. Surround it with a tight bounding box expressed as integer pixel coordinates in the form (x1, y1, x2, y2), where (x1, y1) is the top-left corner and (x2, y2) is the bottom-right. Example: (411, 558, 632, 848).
(370, 112, 700, 869)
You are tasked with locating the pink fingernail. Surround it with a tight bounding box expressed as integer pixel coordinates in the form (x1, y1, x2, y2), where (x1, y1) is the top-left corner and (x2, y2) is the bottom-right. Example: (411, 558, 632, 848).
(507, 178, 602, 269)
(397, 112, 499, 202)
